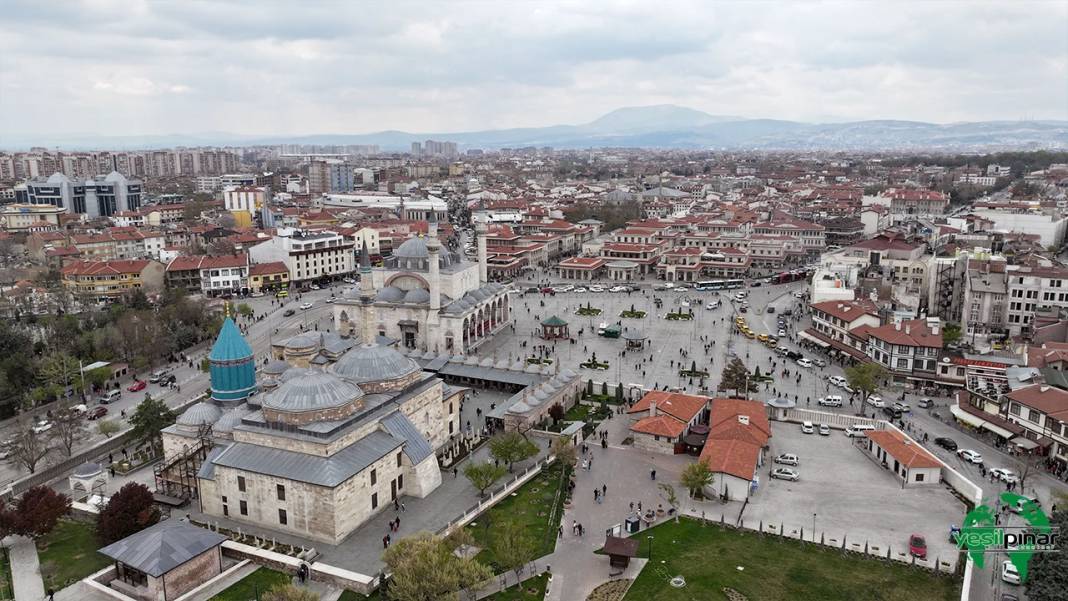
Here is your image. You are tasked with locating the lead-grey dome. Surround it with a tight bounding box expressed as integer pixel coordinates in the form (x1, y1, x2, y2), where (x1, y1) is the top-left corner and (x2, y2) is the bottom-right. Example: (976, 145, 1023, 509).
(264, 368, 364, 412)
(72, 462, 102, 477)
(376, 286, 405, 302)
(285, 332, 319, 351)
(263, 359, 291, 376)
(331, 344, 420, 384)
(393, 236, 429, 259)
(403, 288, 430, 304)
(177, 402, 222, 427)
(213, 409, 248, 433)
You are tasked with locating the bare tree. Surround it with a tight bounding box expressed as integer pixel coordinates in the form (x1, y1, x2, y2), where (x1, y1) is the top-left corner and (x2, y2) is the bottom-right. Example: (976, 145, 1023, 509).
(51, 406, 87, 457)
(3, 419, 53, 474)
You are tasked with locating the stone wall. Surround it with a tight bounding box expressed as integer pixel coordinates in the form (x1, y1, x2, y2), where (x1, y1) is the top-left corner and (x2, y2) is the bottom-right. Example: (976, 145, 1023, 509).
(332, 448, 407, 542)
(208, 465, 339, 544)
(262, 398, 359, 427)
(161, 546, 223, 600)
(631, 431, 676, 455)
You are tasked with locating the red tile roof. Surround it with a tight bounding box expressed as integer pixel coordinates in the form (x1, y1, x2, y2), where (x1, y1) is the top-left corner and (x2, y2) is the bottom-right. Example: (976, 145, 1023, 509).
(628, 391, 709, 423)
(810, 300, 879, 323)
(867, 319, 943, 348)
(630, 415, 688, 438)
(697, 398, 771, 481)
(61, 260, 153, 276)
(866, 429, 941, 469)
(249, 261, 289, 276)
(1005, 384, 1068, 418)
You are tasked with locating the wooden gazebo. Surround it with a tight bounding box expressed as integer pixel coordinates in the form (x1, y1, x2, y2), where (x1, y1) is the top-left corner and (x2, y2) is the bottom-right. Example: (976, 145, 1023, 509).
(603, 535, 639, 571)
(540, 315, 570, 340)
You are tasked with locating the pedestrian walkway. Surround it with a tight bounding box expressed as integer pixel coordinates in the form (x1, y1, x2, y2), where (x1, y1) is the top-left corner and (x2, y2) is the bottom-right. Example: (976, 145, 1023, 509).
(4, 535, 45, 601)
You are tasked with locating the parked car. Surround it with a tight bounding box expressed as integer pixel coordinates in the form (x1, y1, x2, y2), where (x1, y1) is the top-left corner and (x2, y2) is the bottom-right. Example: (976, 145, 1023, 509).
(934, 437, 958, 451)
(1000, 560, 1020, 585)
(149, 368, 171, 383)
(796, 358, 813, 368)
(958, 449, 984, 464)
(589, 286, 604, 293)
(87, 406, 108, 420)
(818, 423, 831, 436)
(540, 287, 554, 293)
(525, 287, 539, 294)
(310, 284, 320, 290)
(573, 287, 587, 293)
(127, 379, 147, 392)
(818, 395, 843, 407)
(325, 297, 335, 303)
(882, 406, 902, 420)
(844, 424, 875, 437)
(553, 285, 574, 293)
(990, 468, 1018, 484)
(283, 309, 296, 317)
(918, 398, 934, 409)
(801, 421, 815, 434)
(778, 329, 787, 337)
(774, 453, 799, 466)
(1009, 495, 1041, 514)
(766, 306, 775, 314)
(908, 534, 927, 559)
(771, 467, 800, 481)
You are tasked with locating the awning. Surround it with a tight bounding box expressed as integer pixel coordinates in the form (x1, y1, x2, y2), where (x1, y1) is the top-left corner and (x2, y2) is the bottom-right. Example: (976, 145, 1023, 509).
(798, 330, 830, 348)
(1012, 437, 1040, 451)
(949, 404, 1016, 439)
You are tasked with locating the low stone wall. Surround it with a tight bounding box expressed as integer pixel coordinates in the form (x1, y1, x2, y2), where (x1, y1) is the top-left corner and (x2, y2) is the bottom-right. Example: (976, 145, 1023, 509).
(779, 407, 881, 430)
(221, 540, 378, 596)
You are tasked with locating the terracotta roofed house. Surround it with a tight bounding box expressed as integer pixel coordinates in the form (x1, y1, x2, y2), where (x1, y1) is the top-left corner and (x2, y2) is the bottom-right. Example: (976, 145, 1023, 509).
(627, 391, 710, 454)
(698, 398, 771, 501)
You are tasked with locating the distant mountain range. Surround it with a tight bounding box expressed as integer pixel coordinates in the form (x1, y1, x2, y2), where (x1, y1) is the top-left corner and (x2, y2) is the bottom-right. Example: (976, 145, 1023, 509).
(4, 105, 1067, 151)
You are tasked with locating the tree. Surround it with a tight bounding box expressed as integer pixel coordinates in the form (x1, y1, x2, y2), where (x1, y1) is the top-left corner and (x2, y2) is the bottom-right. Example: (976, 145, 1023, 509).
(550, 436, 576, 468)
(84, 367, 111, 393)
(680, 460, 714, 499)
(236, 303, 254, 317)
(128, 394, 177, 447)
(97, 483, 160, 544)
(718, 357, 749, 397)
(601, 381, 608, 396)
(6, 486, 70, 541)
(844, 363, 886, 415)
(488, 520, 537, 583)
(382, 531, 492, 601)
(585, 380, 593, 397)
(1026, 507, 1067, 601)
(547, 403, 565, 425)
(38, 353, 80, 402)
(463, 462, 507, 497)
(615, 381, 623, 401)
(942, 323, 962, 347)
(97, 419, 121, 438)
(263, 584, 319, 601)
(52, 406, 88, 457)
(488, 432, 538, 473)
(3, 420, 52, 473)
(658, 483, 680, 523)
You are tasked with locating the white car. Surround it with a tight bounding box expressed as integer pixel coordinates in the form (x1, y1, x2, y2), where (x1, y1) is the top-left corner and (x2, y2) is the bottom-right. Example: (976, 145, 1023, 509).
(801, 421, 815, 434)
(774, 453, 799, 466)
(778, 329, 787, 337)
(299, 302, 313, 310)
(828, 375, 848, 388)
(771, 467, 800, 481)
(813, 359, 827, 368)
(990, 468, 1018, 483)
(588, 286, 604, 293)
(866, 396, 885, 408)
(818, 395, 843, 407)
(325, 297, 335, 303)
(818, 423, 831, 436)
(1001, 560, 1020, 585)
(796, 358, 813, 368)
(892, 402, 910, 412)
(609, 286, 629, 293)
(573, 287, 587, 293)
(553, 285, 574, 293)
(32, 420, 52, 434)
(958, 449, 984, 464)
(794, 291, 805, 299)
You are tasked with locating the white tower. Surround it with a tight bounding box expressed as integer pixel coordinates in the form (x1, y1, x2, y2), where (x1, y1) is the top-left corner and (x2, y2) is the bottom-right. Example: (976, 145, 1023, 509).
(427, 215, 441, 311)
(475, 209, 488, 284)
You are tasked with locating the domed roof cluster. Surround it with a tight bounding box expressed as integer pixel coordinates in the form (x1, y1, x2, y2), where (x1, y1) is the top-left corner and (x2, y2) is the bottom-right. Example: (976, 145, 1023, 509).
(263, 368, 365, 413)
(384, 236, 464, 272)
(506, 369, 580, 415)
(333, 344, 420, 384)
(213, 408, 248, 434)
(177, 402, 223, 427)
(441, 282, 506, 315)
(285, 332, 320, 351)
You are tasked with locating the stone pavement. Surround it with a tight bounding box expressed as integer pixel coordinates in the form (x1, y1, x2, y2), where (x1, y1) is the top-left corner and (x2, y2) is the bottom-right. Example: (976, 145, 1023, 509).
(4, 535, 45, 601)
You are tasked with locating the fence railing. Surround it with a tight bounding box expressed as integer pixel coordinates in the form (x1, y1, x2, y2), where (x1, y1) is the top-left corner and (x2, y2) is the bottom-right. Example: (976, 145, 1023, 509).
(438, 456, 556, 538)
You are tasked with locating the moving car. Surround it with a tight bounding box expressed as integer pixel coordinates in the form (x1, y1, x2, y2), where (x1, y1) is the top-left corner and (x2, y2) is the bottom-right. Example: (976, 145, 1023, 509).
(149, 368, 171, 383)
(813, 358, 827, 368)
(778, 329, 787, 337)
(127, 379, 147, 392)
(98, 389, 121, 404)
(325, 297, 335, 303)
(818, 423, 831, 436)
(893, 402, 910, 412)
(275, 290, 289, 298)
(989, 468, 1018, 484)
(934, 437, 958, 451)
(766, 306, 775, 314)
(828, 376, 848, 388)
(771, 467, 800, 481)
(283, 309, 296, 317)
(299, 302, 313, 310)
(908, 534, 927, 559)
(1009, 495, 1041, 513)
(796, 358, 813, 368)
(774, 453, 799, 466)
(1000, 560, 1020, 585)
(958, 449, 984, 464)
(87, 406, 108, 420)
(866, 396, 885, 408)
(818, 395, 843, 407)
(801, 421, 815, 434)
(918, 398, 934, 409)
(882, 406, 902, 420)
(32, 420, 52, 434)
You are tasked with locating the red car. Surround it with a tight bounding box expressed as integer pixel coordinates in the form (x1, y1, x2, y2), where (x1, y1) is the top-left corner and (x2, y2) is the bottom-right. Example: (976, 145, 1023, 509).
(908, 534, 927, 559)
(540, 287, 553, 294)
(87, 406, 108, 420)
(127, 379, 147, 392)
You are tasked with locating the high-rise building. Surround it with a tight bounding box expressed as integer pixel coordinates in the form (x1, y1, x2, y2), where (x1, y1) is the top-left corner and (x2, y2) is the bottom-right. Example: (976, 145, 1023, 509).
(23, 171, 143, 218)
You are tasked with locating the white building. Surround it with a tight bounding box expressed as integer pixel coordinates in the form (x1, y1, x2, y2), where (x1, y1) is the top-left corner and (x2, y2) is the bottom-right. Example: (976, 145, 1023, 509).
(320, 193, 448, 221)
(22, 171, 143, 218)
(968, 209, 1068, 248)
(248, 229, 355, 284)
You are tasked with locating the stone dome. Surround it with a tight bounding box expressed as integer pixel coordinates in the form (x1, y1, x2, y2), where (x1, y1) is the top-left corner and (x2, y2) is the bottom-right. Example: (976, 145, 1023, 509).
(524, 363, 542, 373)
(510, 359, 525, 371)
(285, 332, 320, 351)
(560, 368, 578, 379)
(376, 286, 405, 303)
(264, 368, 364, 413)
(177, 402, 222, 427)
(263, 359, 291, 376)
(509, 400, 532, 414)
(495, 358, 510, 370)
(332, 344, 420, 384)
(420, 350, 437, 360)
(393, 236, 429, 259)
(213, 409, 247, 434)
(72, 462, 102, 477)
(450, 355, 466, 363)
(403, 288, 430, 304)
(464, 356, 480, 366)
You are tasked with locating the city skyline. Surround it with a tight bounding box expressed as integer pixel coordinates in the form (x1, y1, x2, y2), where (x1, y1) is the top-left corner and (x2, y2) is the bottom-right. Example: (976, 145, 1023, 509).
(1, 0, 1066, 139)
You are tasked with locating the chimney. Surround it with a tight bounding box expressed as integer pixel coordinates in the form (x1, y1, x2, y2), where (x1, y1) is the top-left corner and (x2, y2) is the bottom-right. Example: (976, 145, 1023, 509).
(895, 321, 902, 331)
(932, 325, 939, 336)
(1040, 385, 1050, 393)
(905, 323, 911, 335)
(649, 399, 658, 418)
(737, 414, 750, 425)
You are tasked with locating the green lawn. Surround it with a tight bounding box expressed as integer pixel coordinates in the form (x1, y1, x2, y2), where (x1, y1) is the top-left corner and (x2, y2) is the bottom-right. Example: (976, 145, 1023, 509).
(209, 567, 290, 601)
(484, 573, 549, 600)
(36, 520, 112, 589)
(465, 461, 569, 570)
(622, 518, 961, 601)
(0, 547, 14, 601)
(338, 589, 383, 601)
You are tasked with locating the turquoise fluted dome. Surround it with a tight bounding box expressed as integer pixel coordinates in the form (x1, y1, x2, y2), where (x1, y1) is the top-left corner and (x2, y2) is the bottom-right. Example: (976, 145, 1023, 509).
(209, 317, 256, 403)
(209, 317, 253, 362)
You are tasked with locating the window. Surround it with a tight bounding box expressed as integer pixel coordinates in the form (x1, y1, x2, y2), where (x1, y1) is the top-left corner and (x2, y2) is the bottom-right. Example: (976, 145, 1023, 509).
(397, 452, 403, 468)
(1010, 403, 1021, 416)
(371, 492, 378, 509)
(915, 473, 925, 482)
(237, 476, 246, 492)
(398, 474, 404, 490)
(896, 358, 908, 369)
(223, 504, 229, 516)
(370, 469, 377, 486)
(277, 484, 286, 501)
(239, 500, 248, 515)
(222, 496, 228, 503)
(278, 509, 288, 525)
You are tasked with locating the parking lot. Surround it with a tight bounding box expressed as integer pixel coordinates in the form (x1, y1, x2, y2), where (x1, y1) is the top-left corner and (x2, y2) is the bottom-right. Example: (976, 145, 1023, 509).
(743, 422, 968, 570)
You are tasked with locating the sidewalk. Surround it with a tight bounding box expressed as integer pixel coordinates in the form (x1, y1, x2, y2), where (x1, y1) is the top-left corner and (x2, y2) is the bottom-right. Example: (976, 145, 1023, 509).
(4, 535, 45, 601)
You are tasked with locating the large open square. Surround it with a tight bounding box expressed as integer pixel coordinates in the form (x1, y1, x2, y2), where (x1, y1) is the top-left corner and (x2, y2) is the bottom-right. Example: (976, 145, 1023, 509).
(744, 421, 967, 570)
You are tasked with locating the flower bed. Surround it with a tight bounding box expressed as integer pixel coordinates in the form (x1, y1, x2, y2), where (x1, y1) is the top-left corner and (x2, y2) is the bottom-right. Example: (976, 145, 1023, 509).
(619, 310, 646, 319)
(580, 361, 610, 370)
(576, 307, 603, 316)
(665, 312, 694, 321)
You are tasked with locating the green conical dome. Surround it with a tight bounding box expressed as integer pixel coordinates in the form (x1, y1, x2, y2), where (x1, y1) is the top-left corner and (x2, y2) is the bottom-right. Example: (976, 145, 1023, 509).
(209, 317, 253, 362)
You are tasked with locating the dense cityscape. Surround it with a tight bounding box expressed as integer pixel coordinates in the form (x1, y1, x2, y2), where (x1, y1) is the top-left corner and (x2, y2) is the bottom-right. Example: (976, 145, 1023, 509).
(1, 3, 1067, 601)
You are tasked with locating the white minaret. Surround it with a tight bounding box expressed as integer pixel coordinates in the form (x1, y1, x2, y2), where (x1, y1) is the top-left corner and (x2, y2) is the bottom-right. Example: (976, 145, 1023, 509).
(427, 214, 441, 311)
(475, 208, 488, 285)
(358, 240, 376, 346)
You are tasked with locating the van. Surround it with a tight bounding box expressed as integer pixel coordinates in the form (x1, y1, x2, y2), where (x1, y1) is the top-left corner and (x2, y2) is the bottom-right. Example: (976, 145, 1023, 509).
(98, 389, 121, 404)
(845, 424, 875, 437)
(1009, 496, 1041, 514)
(828, 375, 848, 388)
(149, 368, 172, 383)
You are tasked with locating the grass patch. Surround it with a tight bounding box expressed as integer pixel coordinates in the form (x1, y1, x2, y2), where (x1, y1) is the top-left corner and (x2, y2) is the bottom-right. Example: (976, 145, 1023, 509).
(576, 307, 603, 316)
(622, 518, 961, 601)
(36, 520, 112, 589)
(0, 547, 14, 601)
(620, 310, 646, 319)
(466, 462, 569, 571)
(209, 567, 290, 601)
(665, 311, 694, 320)
(484, 573, 550, 600)
(338, 589, 384, 601)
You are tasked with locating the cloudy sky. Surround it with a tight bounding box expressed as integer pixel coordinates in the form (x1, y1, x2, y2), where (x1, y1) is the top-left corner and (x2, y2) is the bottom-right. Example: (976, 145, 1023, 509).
(1, 0, 1065, 137)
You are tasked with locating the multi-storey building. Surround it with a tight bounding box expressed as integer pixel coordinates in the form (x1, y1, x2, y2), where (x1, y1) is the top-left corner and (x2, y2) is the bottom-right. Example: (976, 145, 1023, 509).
(248, 229, 355, 283)
(1004, 384, 1068, 469)
(865, 318, 944, 386)
(21, 172, 142, 218)
(61, 259, 166, 303)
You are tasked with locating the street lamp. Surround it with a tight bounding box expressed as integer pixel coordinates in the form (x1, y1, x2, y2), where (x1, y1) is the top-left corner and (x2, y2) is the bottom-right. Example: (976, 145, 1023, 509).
(647, 535, 654, 562)
(812, 513, 817, 543)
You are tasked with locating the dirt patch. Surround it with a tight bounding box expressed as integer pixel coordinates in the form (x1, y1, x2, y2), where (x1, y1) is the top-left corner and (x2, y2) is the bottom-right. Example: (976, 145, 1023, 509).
(586, 579, 633, 601)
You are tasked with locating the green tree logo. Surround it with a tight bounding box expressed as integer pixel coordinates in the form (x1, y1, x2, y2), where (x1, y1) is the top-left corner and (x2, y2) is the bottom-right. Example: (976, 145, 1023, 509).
(958, 492, 1052, 583)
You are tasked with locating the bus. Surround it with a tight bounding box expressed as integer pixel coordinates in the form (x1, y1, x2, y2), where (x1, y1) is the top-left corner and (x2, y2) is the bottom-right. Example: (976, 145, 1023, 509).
(695, 279, 745, 291)
(721, 279, 744, 289)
